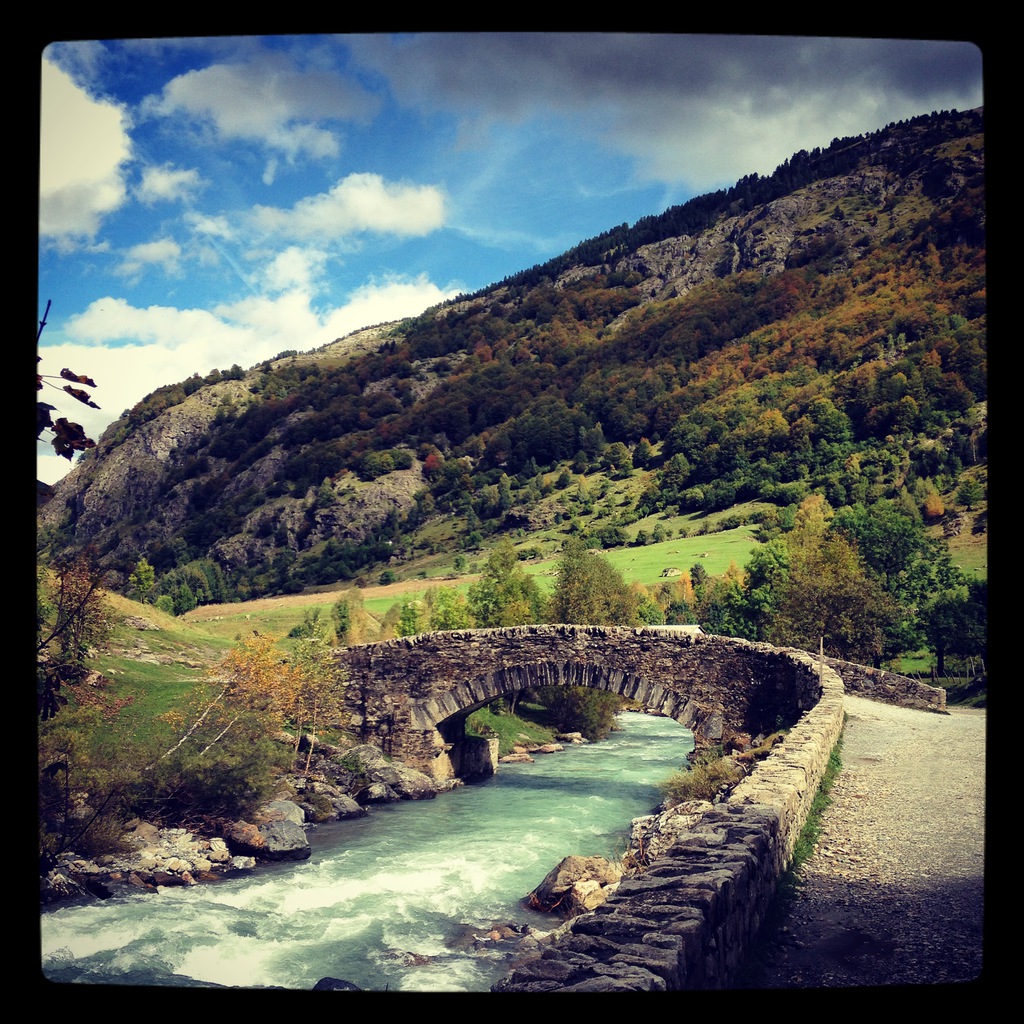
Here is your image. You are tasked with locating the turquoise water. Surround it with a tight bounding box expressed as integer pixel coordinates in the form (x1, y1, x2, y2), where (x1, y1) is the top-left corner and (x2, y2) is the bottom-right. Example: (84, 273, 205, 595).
(40, 711, 693, 992)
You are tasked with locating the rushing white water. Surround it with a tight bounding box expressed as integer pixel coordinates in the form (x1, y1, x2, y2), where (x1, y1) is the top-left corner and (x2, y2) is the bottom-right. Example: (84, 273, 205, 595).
(40, 711, 693, 992)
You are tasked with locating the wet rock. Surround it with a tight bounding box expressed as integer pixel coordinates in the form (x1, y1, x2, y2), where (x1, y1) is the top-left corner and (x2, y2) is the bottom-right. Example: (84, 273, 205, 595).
(257, 820, 311, 861)
(525, 855, 623, 918)
(313, 977, 362, 991)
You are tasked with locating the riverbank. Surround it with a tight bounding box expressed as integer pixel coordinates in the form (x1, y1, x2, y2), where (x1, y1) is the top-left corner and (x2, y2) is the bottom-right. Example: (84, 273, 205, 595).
(736, 694, 986, 988)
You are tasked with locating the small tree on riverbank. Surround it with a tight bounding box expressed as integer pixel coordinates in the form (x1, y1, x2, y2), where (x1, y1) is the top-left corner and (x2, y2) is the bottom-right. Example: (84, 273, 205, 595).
(290, 635, 349, 773)
(37, 552, 111, 720)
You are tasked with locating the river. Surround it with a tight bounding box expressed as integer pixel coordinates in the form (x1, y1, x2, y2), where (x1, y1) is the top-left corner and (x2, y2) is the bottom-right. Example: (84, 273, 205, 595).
(40, 711, 693, 992)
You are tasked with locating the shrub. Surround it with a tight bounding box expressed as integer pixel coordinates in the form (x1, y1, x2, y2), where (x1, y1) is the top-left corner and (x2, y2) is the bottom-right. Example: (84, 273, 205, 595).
(135, 730, 290, 822)
(38, 706, 140, 864)
(658, 753, 743, 806)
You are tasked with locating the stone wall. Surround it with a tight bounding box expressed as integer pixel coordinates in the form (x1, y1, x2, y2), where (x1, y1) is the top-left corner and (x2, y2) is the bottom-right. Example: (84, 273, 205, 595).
(493, 647, 846, 991)
(825, 657, 946, 711)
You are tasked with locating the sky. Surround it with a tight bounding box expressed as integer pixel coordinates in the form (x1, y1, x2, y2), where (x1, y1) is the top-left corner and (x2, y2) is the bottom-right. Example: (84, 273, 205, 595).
(36, 33, 985, 486)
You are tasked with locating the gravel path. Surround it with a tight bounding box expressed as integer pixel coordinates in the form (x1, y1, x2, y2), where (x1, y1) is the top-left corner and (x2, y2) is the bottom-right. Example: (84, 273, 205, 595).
(739, 694, 986, 989)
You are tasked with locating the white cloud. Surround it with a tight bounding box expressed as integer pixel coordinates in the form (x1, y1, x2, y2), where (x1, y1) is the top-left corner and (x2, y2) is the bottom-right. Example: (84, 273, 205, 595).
(144, 54, 380, 162)
(115, 237, 184, 279)
(136, 163, 206, 204)
(258, 246, 328, 294)
(320, 274, 459, 340)
(39, 58, 132, 245)
(185, 211, 235, 240)
(252, 173, 447, 241)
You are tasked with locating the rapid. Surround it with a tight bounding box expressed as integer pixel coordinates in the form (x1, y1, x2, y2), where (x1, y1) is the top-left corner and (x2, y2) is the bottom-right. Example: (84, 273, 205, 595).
(40, 711, 693, 992)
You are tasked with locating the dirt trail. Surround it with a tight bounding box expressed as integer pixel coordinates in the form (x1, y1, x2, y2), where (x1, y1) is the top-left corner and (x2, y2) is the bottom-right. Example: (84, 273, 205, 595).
(740, 694, 986, 989)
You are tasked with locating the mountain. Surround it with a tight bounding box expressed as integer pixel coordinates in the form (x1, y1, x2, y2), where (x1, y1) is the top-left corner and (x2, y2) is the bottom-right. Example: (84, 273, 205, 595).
(38, 108, 986, 607)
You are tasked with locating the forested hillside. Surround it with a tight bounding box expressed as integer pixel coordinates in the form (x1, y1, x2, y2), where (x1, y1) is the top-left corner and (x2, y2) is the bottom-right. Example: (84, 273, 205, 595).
(38, 107, 986, 672)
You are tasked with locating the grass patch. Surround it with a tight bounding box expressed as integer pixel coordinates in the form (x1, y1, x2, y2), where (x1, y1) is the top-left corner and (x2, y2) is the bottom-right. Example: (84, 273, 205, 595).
(465, 703, 557, 756)
(658, 749, 744, 804)
(790, 735, 843, 870)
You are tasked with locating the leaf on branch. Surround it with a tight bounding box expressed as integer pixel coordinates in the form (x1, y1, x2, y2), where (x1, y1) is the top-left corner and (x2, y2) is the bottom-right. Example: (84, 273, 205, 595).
(50, 418, 96, 460)
(62, 385, 100, 409)
(60, 368, 99, 389)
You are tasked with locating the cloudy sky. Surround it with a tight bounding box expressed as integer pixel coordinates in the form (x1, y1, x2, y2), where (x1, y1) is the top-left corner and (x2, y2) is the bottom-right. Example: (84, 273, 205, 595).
(37, 33, 984, 485)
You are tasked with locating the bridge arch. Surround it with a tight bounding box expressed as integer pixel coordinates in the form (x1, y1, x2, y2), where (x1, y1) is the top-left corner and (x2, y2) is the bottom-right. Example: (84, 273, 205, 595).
(335, 625, 824, 783)
(414, 656, 705, 780)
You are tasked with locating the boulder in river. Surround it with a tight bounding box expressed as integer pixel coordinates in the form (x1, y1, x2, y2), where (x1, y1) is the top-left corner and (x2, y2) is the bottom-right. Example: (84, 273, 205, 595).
(524, 854, 623, 918)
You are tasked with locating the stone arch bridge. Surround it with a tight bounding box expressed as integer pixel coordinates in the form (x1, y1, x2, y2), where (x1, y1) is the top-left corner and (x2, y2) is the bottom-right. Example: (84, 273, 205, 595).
(335, 624, 827, 783)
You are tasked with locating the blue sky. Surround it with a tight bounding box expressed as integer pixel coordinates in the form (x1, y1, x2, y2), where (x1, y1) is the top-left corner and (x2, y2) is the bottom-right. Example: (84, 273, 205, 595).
(37, 33, 984, 485)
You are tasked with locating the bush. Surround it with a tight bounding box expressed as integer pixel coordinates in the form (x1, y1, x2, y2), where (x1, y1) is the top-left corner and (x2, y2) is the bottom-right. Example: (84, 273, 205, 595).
(658, 753, 743, 806)
(38, 706, 139, 864)
(134, 730, 290, 822)
(535, 685, 625, 741)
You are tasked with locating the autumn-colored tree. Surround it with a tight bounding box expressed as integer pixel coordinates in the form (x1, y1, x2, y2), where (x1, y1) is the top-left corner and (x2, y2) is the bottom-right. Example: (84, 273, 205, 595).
(768, 529, 899, 665)
(694, 562, 752, 638)
(655, 573, 696, 624)
(153, 632, 293, 769)
(37, 553, 111, 720)
(922, 490, 945, 521)
(290, 636, 349, 773)
(633, 583, 666, 625)
(144, 632, 297, 819)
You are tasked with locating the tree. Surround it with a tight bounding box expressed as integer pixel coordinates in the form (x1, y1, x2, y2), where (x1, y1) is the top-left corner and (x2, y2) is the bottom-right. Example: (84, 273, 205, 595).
(955, 477, 984, 510)
(548, 537, 639, 625)
(832, 500, 927, 600)
(288, 607, 329, 640)
(37, 553, 111, 720)
(128, 557, 156, 602)
(142, 632, 297, 819)
(739, 539, 790, 640)
(695, 562, 752, 638)
(536, 685, 625, 741)
(922, 582, 987, 676)
(397, 599, 424, 636)
(632, 437, 653, 469)
(468, 539, 545, 627)
(768, 530, 899, 665)
(332, 590, 367, 646)
(427, 586, 472, 631)
(290, 636, 349, 773)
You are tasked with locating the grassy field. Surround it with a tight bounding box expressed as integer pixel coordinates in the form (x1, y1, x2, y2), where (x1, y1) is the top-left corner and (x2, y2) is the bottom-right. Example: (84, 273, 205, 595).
(90, 593, 234, 744)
